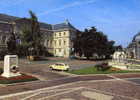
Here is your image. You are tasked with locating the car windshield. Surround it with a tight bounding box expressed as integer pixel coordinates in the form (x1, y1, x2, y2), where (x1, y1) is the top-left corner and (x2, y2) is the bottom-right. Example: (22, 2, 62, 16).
(55, 64, 64, 66)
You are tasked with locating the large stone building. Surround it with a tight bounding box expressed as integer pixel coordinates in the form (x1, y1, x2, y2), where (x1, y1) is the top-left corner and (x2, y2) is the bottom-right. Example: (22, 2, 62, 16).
(0, 14, 77, 57)
(127, 32, 140, 59)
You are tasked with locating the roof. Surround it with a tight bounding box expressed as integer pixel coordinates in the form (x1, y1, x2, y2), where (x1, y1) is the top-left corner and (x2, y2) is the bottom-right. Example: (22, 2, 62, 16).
(133, 32, 140, 42)
(15, 18, 52, 30)
(52, 20, 76, 30)
(40, 22, 52, 30)
(0, 13, 18, 22)
(0, 13, 77, 31)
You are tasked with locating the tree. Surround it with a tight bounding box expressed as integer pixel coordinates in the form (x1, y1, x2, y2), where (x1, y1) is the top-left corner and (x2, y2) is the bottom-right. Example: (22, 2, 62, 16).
(29, 10, 42, 56)
(20, 10, 43, 56)
(74, 27, 116, 60)
(105, 40, 115, 58)
(73, 30, 83, 57)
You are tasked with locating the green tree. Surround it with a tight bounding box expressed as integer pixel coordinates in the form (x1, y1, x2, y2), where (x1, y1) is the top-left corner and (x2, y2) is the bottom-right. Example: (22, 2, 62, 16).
(105, 40, 115, 58)
(73, 30, 83, 57)
(74, 27, 116, 60)
(20, 10, 43, 56)
(29, 10, 42, 56)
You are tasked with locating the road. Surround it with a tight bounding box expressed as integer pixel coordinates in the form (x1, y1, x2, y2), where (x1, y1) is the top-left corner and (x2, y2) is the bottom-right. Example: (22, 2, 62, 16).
(17, 58, 103, 80)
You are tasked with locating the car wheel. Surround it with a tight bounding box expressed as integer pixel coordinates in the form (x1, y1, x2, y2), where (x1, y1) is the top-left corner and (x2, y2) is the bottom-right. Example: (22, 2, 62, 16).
(50, 67, 53, 70)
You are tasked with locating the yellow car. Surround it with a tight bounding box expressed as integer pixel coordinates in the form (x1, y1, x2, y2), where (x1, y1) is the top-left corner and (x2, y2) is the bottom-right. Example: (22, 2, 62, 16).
(49, 63, 70, 71)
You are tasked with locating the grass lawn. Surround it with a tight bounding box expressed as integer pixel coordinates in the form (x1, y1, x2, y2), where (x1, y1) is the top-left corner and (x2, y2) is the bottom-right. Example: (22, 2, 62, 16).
(68, 67, 140, 75)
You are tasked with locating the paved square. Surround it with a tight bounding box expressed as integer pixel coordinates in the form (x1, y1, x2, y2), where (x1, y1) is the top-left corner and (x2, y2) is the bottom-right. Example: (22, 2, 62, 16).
(0, 77, 140, 100)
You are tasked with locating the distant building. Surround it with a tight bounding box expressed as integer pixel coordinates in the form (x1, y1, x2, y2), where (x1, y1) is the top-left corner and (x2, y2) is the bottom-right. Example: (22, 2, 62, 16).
(0, 21, 12, 50)
(0, 14, 77, 57)
(127, 32, 140, 59)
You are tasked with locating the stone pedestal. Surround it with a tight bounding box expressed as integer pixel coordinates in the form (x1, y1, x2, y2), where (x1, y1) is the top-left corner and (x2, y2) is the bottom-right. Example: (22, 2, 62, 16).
(2, 55, 21, 78)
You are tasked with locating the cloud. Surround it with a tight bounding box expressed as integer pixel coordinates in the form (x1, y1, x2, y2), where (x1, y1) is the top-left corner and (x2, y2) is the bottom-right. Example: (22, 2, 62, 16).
(38, 0, 98, 16)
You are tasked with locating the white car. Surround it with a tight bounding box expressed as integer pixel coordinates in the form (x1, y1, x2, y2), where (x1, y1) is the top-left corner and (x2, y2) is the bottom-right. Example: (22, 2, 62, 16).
(49, 63, 70, 71)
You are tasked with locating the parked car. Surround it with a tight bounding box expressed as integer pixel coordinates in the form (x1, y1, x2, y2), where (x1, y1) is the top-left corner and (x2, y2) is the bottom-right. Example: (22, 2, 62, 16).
(49, 63, 70, 71)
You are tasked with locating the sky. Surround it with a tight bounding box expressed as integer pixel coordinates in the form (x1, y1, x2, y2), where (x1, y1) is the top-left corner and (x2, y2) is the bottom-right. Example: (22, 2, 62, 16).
(0, 0, 140, 47)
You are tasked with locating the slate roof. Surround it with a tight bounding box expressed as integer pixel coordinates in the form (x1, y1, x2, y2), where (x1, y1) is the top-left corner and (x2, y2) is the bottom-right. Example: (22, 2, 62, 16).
(52, 21, 76, 30)
(0, 13, 18, 22)
(14, 18, 52, 29)
(40, 22, 52, 30)
(0, 13, 76, 31)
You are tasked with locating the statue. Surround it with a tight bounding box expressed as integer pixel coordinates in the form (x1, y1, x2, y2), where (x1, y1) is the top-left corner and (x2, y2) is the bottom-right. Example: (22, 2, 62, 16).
(6, 22, 17, 55)
(7, 33, 16, 55)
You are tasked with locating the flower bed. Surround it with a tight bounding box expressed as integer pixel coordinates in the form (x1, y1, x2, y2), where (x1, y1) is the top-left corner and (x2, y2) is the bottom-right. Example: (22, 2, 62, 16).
(0, 74, 38, 84)
(110, 67, 121, 71)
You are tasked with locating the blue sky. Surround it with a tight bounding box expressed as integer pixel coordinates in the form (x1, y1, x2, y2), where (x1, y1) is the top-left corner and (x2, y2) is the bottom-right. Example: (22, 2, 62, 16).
(0, 0, 140, 47)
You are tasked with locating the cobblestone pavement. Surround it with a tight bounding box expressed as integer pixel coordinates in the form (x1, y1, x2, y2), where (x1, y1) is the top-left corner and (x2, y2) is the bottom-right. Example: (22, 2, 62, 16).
(0, 74, 140, 100)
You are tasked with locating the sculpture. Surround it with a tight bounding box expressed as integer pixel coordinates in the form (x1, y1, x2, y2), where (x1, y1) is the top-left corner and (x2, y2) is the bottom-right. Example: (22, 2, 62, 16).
(7, 22, 16, 55)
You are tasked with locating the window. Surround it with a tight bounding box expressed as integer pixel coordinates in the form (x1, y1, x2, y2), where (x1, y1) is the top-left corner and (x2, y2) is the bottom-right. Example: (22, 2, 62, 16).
(55, 40, 56, 46)
(59, 33, 61, 36)
(2, 36, 6, 44)
(64, 50, 66, 55)
(64, 32, 66, 36)
(59, 40, 61, 46)
(64, 40, 66, 45)
(47, 40, 49, 46)
(59, 49, 61, 52)
(50, 40, 52, 46)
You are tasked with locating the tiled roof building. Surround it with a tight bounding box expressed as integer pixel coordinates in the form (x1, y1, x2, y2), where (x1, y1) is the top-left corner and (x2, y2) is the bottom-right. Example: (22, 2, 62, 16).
(0, 14, 77, 57)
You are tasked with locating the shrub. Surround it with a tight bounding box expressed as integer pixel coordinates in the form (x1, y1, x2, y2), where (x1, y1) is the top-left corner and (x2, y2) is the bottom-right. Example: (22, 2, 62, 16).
(95, 63, 111, 71)
(110, 67, 121, 71)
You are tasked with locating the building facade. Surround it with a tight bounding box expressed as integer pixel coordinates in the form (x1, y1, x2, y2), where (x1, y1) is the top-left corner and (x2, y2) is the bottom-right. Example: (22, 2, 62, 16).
(127, 32, 140, 59)
(0, 14, 77, 58)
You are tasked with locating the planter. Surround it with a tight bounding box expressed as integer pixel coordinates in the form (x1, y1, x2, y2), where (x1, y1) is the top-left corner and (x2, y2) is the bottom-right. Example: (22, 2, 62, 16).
(27, 56, 30, 60)
(27, 56, 34, 61)
(27, 56, 41, 61)
(30, 56, 34, 61)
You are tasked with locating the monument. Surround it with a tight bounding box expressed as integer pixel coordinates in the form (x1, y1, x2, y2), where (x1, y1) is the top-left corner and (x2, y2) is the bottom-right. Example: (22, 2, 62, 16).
(1, 22, 21, 78)
(113, 51, 127, 63)
(108, 51, 128, 70)
(2, 55, 21, 78)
